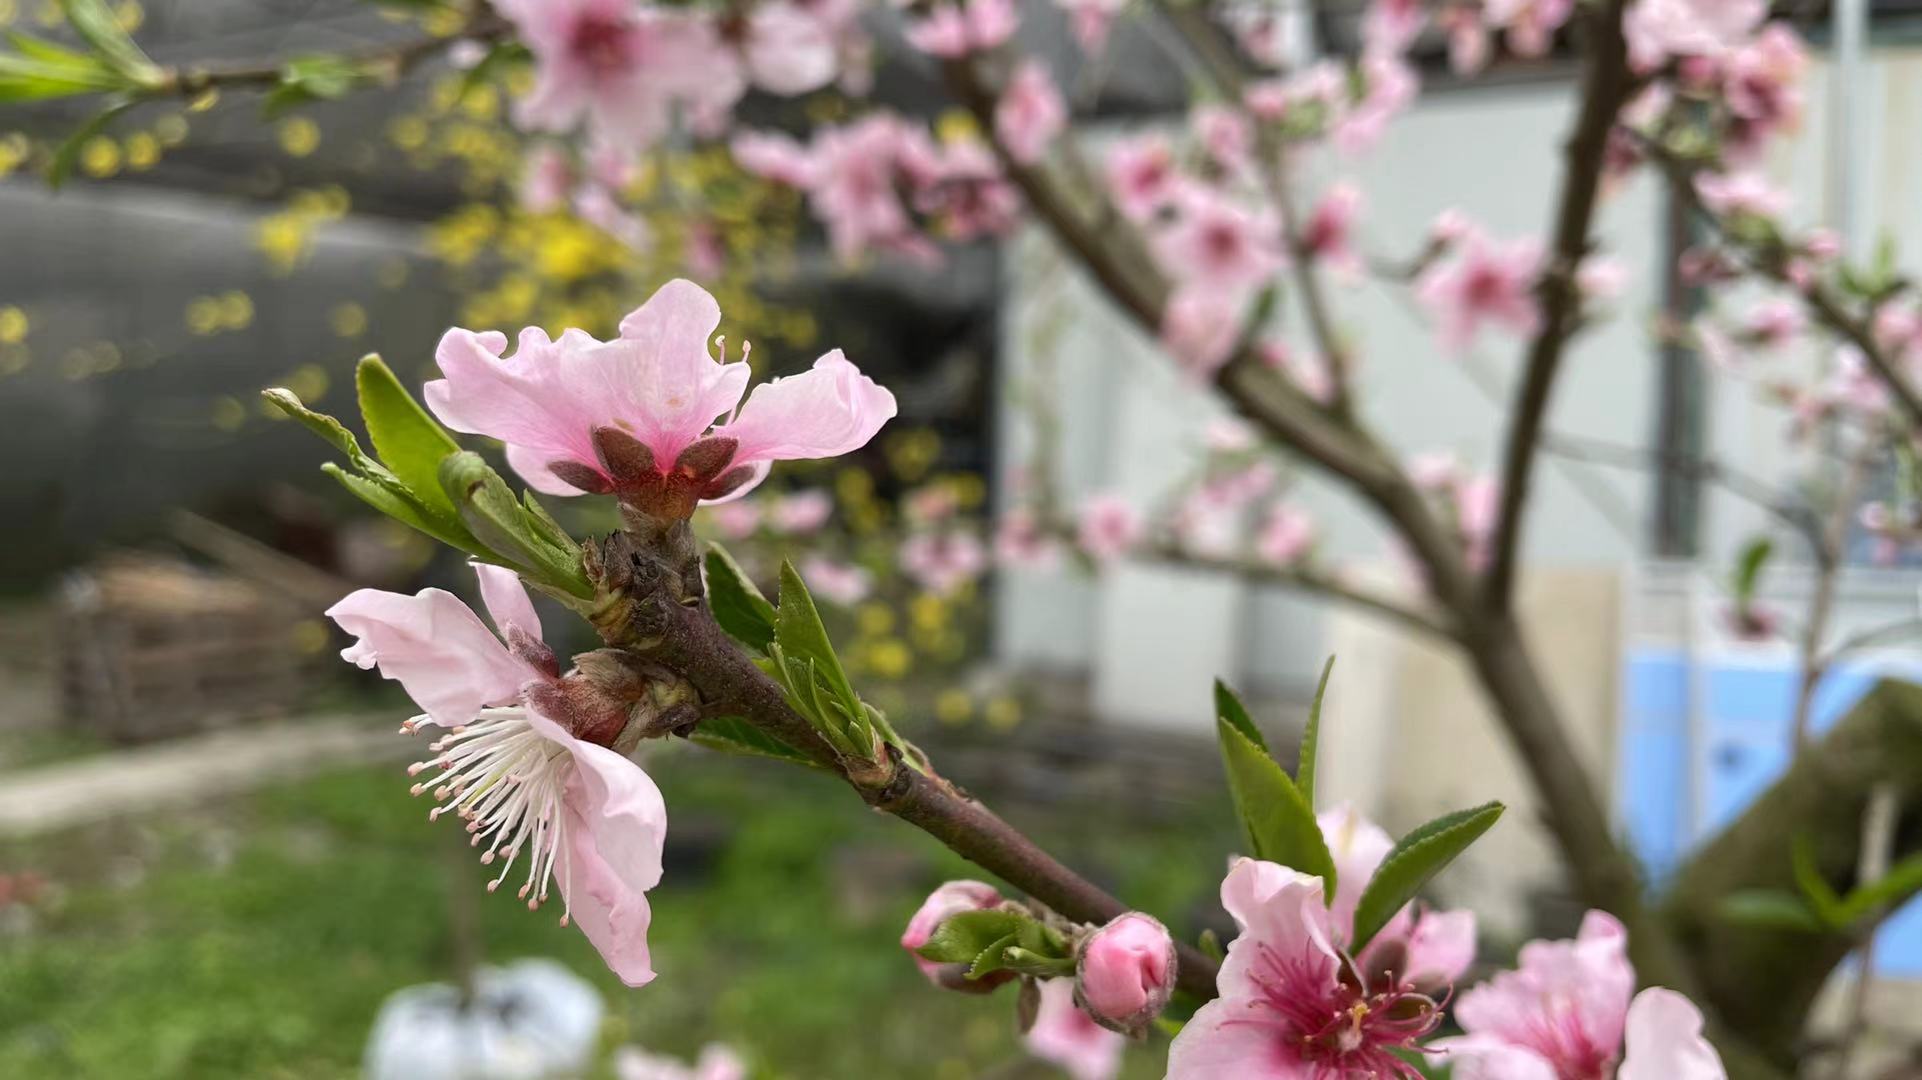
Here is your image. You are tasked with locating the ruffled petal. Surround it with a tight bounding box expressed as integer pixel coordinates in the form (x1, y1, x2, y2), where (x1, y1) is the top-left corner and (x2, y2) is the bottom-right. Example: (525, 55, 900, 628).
(1619, 988, 1726, 1080)
(326, 587, 529, 726)
(612, 278, 750, 463)
(714, 349, 896, 465)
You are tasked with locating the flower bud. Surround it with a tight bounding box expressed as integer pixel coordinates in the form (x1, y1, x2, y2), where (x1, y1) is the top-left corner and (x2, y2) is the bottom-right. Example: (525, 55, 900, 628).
(901, 880, 1011, 993)
(1074, 913, 1176, 1034)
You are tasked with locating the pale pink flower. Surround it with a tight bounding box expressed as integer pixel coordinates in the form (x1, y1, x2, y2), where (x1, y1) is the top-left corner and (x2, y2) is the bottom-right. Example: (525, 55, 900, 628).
(701, 500, 762, 540)
(1302, 183, 1363, 278)
(1192, 103, 1253, 175)
(1416, 227, 1544, 353)
(1438, 912, 1726, 1080)
(1225, 0, 1307, 67)
(799, 555, 873, 606)
(1458, 474, 1502, 571)
(804, 115, 942, 263)
(520, 144, 574, 214)
(730, 130, 818, 188)
(329, 565, 666, 987)
(1075, 912, 1176, 1033)
(1722, 24, 1807, 159)
(1205, 417, 1259, 452)
(1335, 55, 1418, 155)
(905, 0, 1019, 57)
(1162, 286, 1244, 379)
(1485, 0, 1574, 58)
(1442, 6, 1493, 74)
(1695, 170, 1789, 219)
(995, 59, 1067, 166)
(1257, 503, 1316, 566)
(425, 279, 895, 510)
(1576, 255, 1629, 303)
(900, 530, 989, 595)
(573, 182, 652, 251)
(740, 1, 839, 96)
(1057, 0, 1126, 52)
(994, 506, 1062, 569)
(769, 489, 833, 534)
(1166, 859, 1442, 1079)
(1175, 493, 1241, 559)
(914, 139, 1023, 240)
(1104, 135, 1179, 223)
(1025, 977, 1125, 1080)
(1744, 297, 1805, 347)
(1362, 0, 1425, 58)
(1625, 0, 1766, 71)
(1076, 494, 1142, 562)
(1155, 186, 1285, 292)
(615, 1043, 748, 1080)
(902, 879, 1005, 985)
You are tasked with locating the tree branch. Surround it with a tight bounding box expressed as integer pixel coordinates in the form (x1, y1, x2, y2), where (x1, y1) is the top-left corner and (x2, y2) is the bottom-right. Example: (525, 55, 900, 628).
(1135, 541, 1459, 640)
(1482, 0, 1636, 611)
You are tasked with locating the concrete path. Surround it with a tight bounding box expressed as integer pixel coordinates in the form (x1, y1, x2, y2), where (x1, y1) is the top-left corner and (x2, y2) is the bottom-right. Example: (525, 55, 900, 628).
(0, 714, 406, 839)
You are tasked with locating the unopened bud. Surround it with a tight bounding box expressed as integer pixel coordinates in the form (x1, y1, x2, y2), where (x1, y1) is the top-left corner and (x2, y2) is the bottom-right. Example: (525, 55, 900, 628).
(522, 650, 699, 752)
(1073, 912, 1175, 1034)
(901, 880, 1015, 994)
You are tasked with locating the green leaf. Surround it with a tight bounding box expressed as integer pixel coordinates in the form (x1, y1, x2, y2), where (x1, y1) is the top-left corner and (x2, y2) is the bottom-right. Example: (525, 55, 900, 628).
(58, 0, 159, 84)
(1217, 718, 1336, 893)
(915, 910, 1028, 965)
(1718, 889, 1826, 933)
(1299, 656, 1334, 807)
(356, 354, 462, 520)
(262, 54, 364, 118)
(439, 452, 590, 598)
(689, 715, 817, 767)
(47, 95, 135, 188)
(1215, 679, 1265, 752)
(1838, 850, 1922, 926)
(1732, 537, 1773, 604)
(1349, 801, 1504, 953)
(776, 561, 854, 697)
(705, 544, 777, 651)
(967, 931, 1022, 979)
(264, 387, 374, 463)
(1791, 833, 1845, 928)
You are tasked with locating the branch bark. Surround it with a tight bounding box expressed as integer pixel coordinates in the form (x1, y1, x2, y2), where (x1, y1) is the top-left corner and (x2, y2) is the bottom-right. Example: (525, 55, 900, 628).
(1482, 0, 1636, 611)
(1664, 680, 1922, 1065)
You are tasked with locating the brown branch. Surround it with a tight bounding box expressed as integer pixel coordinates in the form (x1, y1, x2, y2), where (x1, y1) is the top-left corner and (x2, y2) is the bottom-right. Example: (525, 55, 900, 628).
(593, 530, 1224, 1001)
(1482, 0, 1636, 611)
(152, 11, 508, 98)
(1135, 541, 1459, 640)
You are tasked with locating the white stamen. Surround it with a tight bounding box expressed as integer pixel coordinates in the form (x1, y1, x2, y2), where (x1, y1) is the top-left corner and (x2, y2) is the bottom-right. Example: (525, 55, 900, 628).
(404, 707, 574, 917)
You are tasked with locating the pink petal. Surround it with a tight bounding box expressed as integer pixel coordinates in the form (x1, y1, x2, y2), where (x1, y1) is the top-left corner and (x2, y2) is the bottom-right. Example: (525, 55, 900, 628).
(1404, 907, 1478, 984)
(473, 563, 542, 643)
(1023, 977, 1125, 1080)
(326, 587, 530, 727)
(1216, 858, 1337, 1001)
(424, 326, 607, 473)
(1620, 988, 1726, 1080)
(614, 278, 753, 463)
(1164, 996, 1298, 1079)
(714, 349, 896, 465)
(1318, 804, 1394, 941)
(745, 2, 838, 94)
(1432, 1035, 1561, 1080)
(528, 711, 668, 894)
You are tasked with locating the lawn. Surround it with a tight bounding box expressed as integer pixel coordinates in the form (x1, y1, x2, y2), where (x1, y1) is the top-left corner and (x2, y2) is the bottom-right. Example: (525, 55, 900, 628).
(0, 735, 1236, 1079)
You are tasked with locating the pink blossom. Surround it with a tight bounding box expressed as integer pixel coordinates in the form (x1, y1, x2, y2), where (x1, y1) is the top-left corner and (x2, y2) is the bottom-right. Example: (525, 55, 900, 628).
(615, 1043, 747, 1080)
(1057, 0, 1126, 53)
(730, 130, 817, 188)
(1076, 494, 1142, 562)
(914, 139, 1023, 240)
(740, 1, 839, 96)
(799, 555, 873, 606)
(701, 500, 762, 540)
(1442, 6, 1493, 73)
(1075, 912, 1176, 1033)
(1166, 859, 1442, 1078)
(1335, 55, 1418, 155)
(1155, 186, 1285, 293)
(1025, 977, 1125, 1080)
(329, 565, 666, 987)
(1458, 474, 1502, 570)
(1104, 135, 1179, 223)
(1415, 226, 1543, 353)
(1624, 0, 1766, 71)
(994, 507, 1062, 569)
(1722, 25, 1807, 159)
(1162, 286, 1244, 379)
(1362, 0, 1425, 58)
(905, 0, 1018, 57)
(1192, 103, 1254, 175)
(1695, 170, 1789, 219)
(804, 115, 942, 263)
(1485, 0, 1574, 58)
(520, 144, 574, 214)
(1576, 255, 1628, 303)
(902, 879, 1005, 986)
(1302, 183, 1363, 278)
(769, 489, 833, 534)
(1257, 503, 1316, 566)
(1438, 912, 1725, 1079)
(995, 59, 1067, 166)
(573, 182, 652, 251)
(1744, 297, 1805, 346)
(425, 279, 895, 512)
(900, 530, 989, 595)
(1225, 0, 1307, 67)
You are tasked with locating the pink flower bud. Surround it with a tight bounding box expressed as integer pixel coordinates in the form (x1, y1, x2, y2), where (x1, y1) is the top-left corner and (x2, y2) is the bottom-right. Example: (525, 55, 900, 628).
(902, 880, 1004, 988)
(1074, 913, 1176, 1033)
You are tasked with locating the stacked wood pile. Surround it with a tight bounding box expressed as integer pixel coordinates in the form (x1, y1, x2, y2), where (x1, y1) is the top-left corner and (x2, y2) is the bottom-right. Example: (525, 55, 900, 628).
(57, 554, 324, 742)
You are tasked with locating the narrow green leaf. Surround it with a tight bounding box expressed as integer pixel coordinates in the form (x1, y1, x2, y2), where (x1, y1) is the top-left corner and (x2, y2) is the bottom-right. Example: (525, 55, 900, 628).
(323, 464, 469, 551)
(1732, 537, 1773, 604)
(967, 931, 1022, 979)
(776, 561, 855, 701)
(1350, 801, 1504, 953)
(1792, 834, 1845, 928)
(1718, 889, 1826, 933)
(704, 544, 777, 651)
(264, 388, 372, 463)
(689, 715, 817, 767)
(356, 354, 462, 519)
(439, 451, 590, 597)
(47, 95, 135, 188)
(1299, 656, 1335, 807)
(1217, 719, 1337, 893)
(1838, 851, 1922, 926)
(915, 910, 1028, 965)
(58, 0, 159, 84)
(1215, 679, 1266, 752)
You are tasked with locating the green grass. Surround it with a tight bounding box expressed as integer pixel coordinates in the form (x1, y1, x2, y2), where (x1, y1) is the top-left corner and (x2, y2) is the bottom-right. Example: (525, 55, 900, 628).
(0, 743, 1234, 1079)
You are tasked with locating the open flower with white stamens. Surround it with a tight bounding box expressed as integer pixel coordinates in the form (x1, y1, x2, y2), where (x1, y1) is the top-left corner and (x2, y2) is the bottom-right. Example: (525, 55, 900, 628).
(328, 564, 667, 987)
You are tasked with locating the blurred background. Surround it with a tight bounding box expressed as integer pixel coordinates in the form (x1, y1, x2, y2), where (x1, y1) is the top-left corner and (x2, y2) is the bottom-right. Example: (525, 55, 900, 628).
(5, 0, 1922, 1077)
